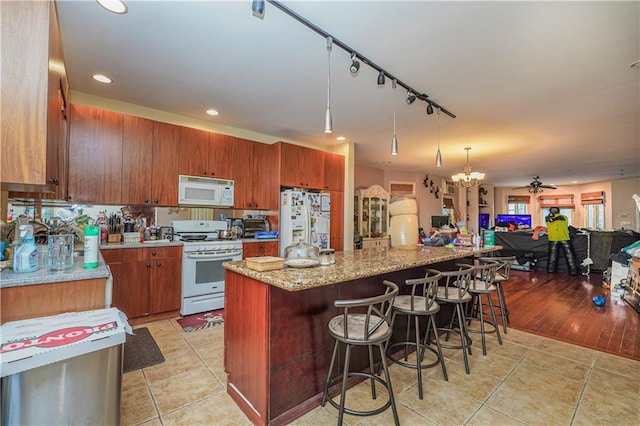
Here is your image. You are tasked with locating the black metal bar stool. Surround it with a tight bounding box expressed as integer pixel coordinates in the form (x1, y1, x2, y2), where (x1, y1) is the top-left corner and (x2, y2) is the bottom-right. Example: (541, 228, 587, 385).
(435, 264, 475, 374)
(322, 280, 400, 425)
(384, 269, 447, 400)
(477, 255, 516, 333)
(467, 260, 502, 355)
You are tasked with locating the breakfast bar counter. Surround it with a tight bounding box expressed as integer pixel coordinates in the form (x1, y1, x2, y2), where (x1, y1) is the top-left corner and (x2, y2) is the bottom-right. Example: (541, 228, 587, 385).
(223, 245, 500, 426)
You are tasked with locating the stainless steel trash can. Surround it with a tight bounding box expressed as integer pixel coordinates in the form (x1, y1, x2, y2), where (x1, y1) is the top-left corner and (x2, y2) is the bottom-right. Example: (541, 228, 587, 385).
(0, 308, 129, 426)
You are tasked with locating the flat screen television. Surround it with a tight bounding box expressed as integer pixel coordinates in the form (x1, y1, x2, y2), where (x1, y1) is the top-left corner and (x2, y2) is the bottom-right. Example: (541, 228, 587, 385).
(496, 214, 532, 228)
(431, 215, 450, 228)
(479, 213, 490, 229)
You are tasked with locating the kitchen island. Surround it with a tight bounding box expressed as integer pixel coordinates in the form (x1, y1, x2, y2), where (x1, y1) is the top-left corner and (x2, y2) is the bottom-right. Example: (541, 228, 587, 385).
(223, 245, 500, 426)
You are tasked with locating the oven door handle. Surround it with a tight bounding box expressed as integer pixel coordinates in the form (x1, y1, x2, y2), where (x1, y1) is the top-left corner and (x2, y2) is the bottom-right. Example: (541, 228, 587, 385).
(185, 250, 243, 260)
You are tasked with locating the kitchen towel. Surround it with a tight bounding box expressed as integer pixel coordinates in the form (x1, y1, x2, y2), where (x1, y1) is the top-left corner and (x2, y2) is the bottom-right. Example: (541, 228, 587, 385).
(123, 327, 165, 373)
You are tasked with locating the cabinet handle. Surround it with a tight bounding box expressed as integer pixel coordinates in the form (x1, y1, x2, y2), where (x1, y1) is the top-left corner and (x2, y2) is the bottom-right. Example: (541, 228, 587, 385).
(48, 178, 59, 185)
(156, 261, 161, 267)
(146, 262, 151, 268)
(151, 251, 157, 256)
(154, 199, 159, 204)
(210, 171, 215, 176)
(144, 199, 149, 204)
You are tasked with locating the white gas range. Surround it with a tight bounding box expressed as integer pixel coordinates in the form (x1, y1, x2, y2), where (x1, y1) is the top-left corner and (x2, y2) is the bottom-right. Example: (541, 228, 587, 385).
(171, 220, 243, 315)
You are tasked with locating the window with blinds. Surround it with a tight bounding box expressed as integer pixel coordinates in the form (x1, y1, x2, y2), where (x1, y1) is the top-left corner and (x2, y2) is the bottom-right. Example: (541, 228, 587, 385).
(507, 195, 530, 214)
(538, 194, 575, 209)
(581, 191, 605, 205)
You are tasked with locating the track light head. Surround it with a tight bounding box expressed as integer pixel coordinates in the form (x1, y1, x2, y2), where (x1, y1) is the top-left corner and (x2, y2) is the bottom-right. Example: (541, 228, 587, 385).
(406, 92, 416, 104)
(426, 102, 434, 115)
(251, 0, 265, 19)
(349, 53, 360, 74)
(377, 71, 385, 86)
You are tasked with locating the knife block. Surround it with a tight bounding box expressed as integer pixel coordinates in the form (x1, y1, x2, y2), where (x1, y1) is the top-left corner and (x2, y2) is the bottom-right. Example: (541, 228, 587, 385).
(108, 234, 121, 243)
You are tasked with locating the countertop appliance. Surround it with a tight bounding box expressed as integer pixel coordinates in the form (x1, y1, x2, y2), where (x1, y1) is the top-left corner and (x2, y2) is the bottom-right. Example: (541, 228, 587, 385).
(242, 218, 269, 238)
(279, 190, 330, 257)
(170, 220, 243, 315)
(178, 175, 234, 207)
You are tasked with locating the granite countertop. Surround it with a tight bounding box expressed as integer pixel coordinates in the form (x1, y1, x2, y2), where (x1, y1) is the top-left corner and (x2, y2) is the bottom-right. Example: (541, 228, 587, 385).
(223, 245, 501, 292)
(1, 252, 110, 288)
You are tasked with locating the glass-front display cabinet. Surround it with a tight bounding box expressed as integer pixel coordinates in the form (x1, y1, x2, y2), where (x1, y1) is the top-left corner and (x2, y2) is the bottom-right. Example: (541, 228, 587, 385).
(354, 184, 390, 249)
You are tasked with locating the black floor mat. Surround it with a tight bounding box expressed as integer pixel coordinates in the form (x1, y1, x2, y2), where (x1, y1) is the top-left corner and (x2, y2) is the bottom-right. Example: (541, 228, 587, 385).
(123, 327, 165, 373)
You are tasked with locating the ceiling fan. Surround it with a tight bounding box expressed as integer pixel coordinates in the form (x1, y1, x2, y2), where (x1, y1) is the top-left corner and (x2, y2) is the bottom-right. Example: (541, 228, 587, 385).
(512, 176, 558, 194)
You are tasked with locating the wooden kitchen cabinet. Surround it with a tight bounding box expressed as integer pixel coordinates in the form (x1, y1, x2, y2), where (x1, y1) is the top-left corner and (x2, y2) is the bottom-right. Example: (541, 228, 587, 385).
(323, 152, 345, 191)
(68, 104, 124, 204)
(104, 246, 182, 319)
(178, 126, 209, 177)
(235, 140, 279, 210)
(122, 117, 180, 206)
(329, 190, 344, 251)
(277, 142, 325, 189)
(1, 0, 69, 194)
(243, 241, 279, 258)
(151, 122, 180, 206)
(179, 127, 240, 179)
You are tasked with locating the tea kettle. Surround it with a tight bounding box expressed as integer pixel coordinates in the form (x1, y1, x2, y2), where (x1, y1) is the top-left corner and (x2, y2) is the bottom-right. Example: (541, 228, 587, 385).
(158, 226, 174, 241)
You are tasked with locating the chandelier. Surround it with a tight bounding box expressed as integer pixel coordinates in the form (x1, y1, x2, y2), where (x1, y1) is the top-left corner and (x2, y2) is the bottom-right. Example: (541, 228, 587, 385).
(452, 147, 485, 188)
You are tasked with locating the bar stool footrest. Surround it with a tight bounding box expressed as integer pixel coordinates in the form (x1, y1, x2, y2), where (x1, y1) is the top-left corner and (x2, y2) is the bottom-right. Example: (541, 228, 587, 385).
(387, 341, 441, 370)
(323, 372, 394, 417)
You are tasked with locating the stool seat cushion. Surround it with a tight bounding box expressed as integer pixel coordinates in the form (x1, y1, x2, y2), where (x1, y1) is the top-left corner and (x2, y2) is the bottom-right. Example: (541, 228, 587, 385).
(393, 295, 440, 315)
(328, 314, 390, 342)
(493, 272, 508, 283)
(470, 280, 497, 293)
(436, 288, 472, 303)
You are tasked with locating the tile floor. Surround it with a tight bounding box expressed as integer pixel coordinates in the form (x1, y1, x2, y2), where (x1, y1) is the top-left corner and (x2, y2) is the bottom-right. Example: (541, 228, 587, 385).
(122, 318, 640, 426)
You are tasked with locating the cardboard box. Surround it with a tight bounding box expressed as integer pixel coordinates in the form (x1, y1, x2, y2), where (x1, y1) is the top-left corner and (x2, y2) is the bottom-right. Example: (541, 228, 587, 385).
(1, 308, 131, 377)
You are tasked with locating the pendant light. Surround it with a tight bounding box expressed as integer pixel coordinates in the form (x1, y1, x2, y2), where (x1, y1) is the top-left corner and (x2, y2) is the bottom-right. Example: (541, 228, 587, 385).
(435, 108, 442, 167)
(391, 79, 398, 155)
(324, 36, 333, 134)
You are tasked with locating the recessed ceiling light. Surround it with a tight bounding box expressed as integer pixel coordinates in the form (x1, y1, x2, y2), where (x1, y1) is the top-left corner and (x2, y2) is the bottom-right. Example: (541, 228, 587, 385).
(206, 109, 219, 116)
(96, 0, 128, 14)
(336, 136, 346, 141)
(92, 74, 113, 84)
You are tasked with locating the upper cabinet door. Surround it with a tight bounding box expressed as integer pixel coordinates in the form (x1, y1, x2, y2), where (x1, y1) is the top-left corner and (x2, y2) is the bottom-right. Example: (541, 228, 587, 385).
(178, 126, 209, 177)
(252, 141, 279, 210)
(278, 142, 325, 189)
(122, 115, 153, 205)
(209, 133, 240, 179)
(68, 104, 123, 204)
(323, 152, 345, 191)
(1, 1, 68, 193)
(152, 122, 180, 206)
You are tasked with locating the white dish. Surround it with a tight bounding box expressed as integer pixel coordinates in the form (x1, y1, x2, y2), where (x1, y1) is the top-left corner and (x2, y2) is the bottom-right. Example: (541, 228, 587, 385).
(284, 258, 320, 268)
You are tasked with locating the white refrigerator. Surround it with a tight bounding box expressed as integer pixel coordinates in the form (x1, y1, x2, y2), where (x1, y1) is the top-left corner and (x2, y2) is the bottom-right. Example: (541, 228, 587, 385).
(280, 190, 331, 256)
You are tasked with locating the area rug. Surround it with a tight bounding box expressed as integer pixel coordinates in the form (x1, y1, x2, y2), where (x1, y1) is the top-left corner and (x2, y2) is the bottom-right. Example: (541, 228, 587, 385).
(123, 327, 165, 373)
(177, 309, 224, 333)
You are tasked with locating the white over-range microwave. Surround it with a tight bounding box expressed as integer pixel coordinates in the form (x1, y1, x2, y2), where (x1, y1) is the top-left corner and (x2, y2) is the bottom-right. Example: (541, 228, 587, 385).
(178, 175, 234, 207)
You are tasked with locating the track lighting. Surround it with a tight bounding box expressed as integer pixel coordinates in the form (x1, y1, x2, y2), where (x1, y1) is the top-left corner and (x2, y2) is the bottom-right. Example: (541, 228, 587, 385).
(324, 36, 333, 134)
(391, 79, 398, 155)
(251, 0, 265, 19)
(350, 53, 360, 74)
(426, 102, 434, 115)
(256, 0, 457, 130)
